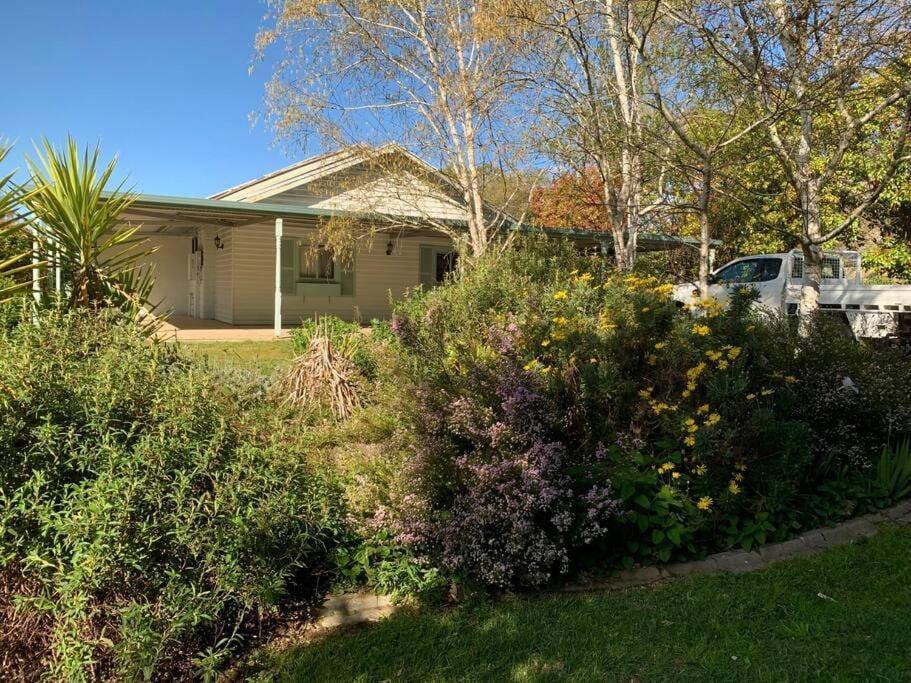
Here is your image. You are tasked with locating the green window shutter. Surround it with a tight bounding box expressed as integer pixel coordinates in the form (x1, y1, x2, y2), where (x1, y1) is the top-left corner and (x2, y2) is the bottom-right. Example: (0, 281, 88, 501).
(280, 237, 296, 294)
(340, 256, 355, 296)
(419, 246, 436, 289)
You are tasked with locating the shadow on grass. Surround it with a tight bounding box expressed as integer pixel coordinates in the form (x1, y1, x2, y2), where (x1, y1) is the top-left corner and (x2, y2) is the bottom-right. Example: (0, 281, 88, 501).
(257, 526, 911, 682)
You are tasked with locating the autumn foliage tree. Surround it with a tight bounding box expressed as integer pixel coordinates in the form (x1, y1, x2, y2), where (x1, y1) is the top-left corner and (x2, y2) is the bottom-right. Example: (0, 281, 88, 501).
(530, 169, 611, 232)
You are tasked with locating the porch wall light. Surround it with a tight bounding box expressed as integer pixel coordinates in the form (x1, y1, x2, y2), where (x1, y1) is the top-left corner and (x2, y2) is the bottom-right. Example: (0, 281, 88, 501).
(386, 239, 394, 256)
(214, 235, 224, 250)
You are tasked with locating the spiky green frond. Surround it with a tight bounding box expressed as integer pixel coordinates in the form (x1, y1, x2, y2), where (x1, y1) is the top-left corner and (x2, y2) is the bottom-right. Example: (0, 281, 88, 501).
(22, 137, 158, 314)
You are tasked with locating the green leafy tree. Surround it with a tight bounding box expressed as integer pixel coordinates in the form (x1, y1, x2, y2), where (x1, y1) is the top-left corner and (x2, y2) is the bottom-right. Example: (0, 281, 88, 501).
(672, 0, 911, 332)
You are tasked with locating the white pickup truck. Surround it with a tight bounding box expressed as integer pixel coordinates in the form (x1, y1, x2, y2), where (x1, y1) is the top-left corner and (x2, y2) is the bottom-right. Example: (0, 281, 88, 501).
(673, 250, 911, 342)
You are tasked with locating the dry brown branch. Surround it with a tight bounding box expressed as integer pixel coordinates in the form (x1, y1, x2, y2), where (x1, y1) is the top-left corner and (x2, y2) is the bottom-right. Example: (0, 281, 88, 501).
(277, 335, 362, 419)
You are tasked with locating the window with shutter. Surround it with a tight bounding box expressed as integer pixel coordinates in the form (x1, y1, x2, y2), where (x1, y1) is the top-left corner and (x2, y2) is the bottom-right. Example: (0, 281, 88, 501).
(280, 237, 296, 294)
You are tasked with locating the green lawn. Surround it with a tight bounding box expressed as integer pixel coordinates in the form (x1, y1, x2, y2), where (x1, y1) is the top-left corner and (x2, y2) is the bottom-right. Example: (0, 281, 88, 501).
(259, 525, 911, 682)
(178, 340, 296, 375)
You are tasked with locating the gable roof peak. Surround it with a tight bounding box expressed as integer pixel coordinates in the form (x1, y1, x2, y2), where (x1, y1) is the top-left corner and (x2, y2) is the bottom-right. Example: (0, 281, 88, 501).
(209, 142, 433, 201)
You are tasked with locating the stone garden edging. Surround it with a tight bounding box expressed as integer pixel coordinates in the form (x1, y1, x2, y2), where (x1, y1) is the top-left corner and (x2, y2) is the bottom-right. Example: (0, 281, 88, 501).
(560, 499, 911, 593)
(312, 499, 911, 630)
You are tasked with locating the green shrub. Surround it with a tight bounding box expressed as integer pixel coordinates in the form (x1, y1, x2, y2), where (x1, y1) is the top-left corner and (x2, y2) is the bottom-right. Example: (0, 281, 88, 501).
(874, 440, 911, 502)
(375, 239, 911, 588)
(789, 318, 911, 468)
(0, 309, 345, 680)
(333, 529, 444, 601)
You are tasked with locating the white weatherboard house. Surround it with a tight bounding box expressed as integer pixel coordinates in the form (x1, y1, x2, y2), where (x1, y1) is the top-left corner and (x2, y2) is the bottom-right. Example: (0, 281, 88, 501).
(122, 145, 694, 337)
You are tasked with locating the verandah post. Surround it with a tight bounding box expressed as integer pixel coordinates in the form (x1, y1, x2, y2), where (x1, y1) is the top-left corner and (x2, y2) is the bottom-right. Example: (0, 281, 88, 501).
(32, 226, 41, 321)
(274, 217, 283, 337)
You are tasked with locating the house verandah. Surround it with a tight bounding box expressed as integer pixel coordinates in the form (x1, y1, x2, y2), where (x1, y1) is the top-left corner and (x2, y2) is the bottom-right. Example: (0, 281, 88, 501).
(107, 146, 703, 341)
(121, 193, 701, 341)
(122, 193, 457, 339)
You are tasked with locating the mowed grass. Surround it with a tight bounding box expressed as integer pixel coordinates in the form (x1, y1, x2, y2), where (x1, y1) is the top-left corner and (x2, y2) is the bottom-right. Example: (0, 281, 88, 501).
(260, 525, 911, 682)
(178, 340, 296, 375)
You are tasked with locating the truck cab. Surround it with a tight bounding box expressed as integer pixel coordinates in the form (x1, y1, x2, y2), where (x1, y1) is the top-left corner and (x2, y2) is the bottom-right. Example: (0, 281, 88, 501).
(674, 252, 796, 313)
(674, 250, 911, 342)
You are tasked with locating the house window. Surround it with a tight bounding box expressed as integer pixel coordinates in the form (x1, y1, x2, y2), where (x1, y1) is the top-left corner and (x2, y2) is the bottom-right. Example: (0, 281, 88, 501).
(300, 245, 335, 281)
(420, 245, 458, 289)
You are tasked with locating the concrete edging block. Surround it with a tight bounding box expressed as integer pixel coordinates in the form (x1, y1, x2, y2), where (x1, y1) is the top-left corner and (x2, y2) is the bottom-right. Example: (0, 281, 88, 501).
(883, 500, 911, 520)
(758, 537, 817, 563)
(820, 518, 878, 545)
(314, 592, 398, 630)
(711, 550, 766, 573)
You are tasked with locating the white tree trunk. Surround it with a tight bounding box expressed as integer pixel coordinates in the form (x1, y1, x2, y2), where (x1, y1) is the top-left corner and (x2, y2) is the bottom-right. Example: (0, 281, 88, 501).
(798, 241, 822, 337)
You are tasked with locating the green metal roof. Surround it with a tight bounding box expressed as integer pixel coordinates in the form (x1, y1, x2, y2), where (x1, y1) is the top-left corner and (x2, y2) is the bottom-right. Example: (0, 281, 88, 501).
(115, 192, 713, 248)
(124, 192, 343, 219)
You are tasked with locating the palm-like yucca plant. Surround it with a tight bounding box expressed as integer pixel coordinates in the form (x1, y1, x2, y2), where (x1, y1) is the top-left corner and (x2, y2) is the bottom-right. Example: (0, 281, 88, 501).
(23, 137, 157, 314)
(0, 142, 38, 302)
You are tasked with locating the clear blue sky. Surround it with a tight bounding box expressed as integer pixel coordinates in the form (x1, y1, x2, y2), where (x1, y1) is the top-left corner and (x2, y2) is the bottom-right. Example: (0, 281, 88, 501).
(2, 1, 302, 197)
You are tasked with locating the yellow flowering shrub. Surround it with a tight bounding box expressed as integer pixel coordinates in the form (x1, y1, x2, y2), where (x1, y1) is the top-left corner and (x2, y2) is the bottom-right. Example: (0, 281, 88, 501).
(387, 238, 910, 576)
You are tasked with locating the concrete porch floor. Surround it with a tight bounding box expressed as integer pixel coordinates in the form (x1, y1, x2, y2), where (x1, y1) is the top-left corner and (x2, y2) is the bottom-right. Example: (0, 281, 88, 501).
(156, 315, 293, 342)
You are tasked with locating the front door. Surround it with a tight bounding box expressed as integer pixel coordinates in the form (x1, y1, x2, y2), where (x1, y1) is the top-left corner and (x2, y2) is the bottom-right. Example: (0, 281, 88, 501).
(187, 239, 204, 318)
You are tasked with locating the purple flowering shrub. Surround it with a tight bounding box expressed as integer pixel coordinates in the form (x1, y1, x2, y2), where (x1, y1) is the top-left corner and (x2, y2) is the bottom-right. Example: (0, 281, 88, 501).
(393, 324, 622, 588)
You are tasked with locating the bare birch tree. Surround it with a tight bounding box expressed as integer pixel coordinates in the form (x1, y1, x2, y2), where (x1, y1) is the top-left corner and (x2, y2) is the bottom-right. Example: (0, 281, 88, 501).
(671, 0, 911, 329)
(256, 0, 538, 259)
(515, 0, 668, 271)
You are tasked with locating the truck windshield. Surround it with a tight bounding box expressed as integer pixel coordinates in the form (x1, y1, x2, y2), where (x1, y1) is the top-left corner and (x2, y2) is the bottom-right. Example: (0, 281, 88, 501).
(714, 258, 782, 284)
